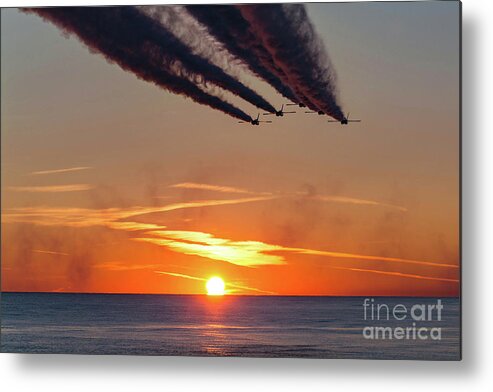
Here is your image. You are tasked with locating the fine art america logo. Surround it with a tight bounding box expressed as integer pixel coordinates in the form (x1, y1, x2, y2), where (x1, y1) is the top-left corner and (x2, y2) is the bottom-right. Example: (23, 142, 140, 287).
(362, 298, 444, 340)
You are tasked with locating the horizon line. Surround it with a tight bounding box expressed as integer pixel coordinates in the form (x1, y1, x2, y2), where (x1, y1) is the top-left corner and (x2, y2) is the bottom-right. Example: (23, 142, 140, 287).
(0, 290, 460, 298)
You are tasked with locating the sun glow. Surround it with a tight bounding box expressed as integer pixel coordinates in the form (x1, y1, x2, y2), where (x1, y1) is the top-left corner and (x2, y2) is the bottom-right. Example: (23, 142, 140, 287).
(206, 277, 225, 296)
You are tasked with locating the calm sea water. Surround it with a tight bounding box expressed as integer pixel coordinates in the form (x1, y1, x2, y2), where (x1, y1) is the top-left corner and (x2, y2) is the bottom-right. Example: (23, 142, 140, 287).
(1, 293, 460, 360)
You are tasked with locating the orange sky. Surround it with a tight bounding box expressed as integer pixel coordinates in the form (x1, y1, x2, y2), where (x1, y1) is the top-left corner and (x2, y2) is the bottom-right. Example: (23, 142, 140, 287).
(1, 3, 460, 296)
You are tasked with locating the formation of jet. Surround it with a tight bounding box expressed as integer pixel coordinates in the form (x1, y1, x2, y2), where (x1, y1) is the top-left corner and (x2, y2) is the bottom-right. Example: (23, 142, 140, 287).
(238, 103, 361, 126)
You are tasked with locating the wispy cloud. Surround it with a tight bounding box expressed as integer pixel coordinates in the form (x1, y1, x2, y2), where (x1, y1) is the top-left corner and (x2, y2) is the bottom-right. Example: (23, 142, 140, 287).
(4, 180, 405, 228)
(308, 195, 407, 212)
(285, 247, 457, 269)
(29, 166, 92, 176)
(105, 222, 167, 231)
(154, 270, 276, 294)
(138, 231, 286, 267)
(95, 262, 162, 271)
(33, 249, 69, 256)
(328, 266, 459, 283)
(170, 182, 258, 195)
(171, 181, 407, 211)
(7, 184, 94, 193)
(2, 196, 275, 227)
(155, 271, 205, 281)
(137, 229, 457, 270)
(225, 281, 277, 295)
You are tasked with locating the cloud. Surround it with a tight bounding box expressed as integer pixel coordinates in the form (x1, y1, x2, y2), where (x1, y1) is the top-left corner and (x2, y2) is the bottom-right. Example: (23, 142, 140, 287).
(170, 182, 258, 194)
(33, 249, 69, 256)
(328, 266, 459, 283)
(3, 176, 454, 286)
(152, 230, 227, 245)
(138, 230, 286, 267)
(308, 195, 408, 212)
(137, 229, 458, 271)
(154, 270, 276, 294)
(155, 271, 205, 281)
(171, 181, 407, 211)
(2, 196, 276, 228)
(95, 262, 162, 271)
(285, 247, 457, 269)
(7, 184, 94, 193)
(29, 166, 92, 176)
(105, 222, 167, 231)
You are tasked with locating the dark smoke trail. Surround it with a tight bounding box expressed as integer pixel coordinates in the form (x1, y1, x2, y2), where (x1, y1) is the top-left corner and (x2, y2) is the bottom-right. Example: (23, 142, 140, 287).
(119, 6, 276, 113)
(24, 7, 257, 121)
(140, 6, 242, 82)
(238, 4, 345, 121)
(186, 5, 314, 108)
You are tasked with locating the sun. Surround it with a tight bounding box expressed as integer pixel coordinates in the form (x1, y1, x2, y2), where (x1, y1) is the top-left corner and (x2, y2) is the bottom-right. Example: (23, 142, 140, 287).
(206, 277, 225, 296)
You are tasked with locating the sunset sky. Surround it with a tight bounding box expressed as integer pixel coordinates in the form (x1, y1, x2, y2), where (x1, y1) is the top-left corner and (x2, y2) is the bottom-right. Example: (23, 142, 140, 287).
(1, 2, 460, 296)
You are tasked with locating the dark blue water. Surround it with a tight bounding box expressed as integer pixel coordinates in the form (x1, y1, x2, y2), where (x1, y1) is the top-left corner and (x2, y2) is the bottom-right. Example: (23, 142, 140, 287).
(1, 293, 460, 359)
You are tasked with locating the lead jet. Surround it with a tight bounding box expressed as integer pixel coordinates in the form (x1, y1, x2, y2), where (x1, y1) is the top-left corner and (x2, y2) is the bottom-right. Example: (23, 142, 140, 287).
(328, 113, 362, 125)
(238, 114, 272, 126)
(263, 104, 296, 117)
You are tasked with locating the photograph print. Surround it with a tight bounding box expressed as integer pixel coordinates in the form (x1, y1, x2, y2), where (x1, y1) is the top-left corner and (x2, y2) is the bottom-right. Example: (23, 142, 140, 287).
(1, 1, 461, 360)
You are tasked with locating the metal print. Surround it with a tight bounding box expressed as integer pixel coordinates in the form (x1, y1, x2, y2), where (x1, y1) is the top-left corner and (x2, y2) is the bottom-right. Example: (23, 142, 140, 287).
(0, 2, 461, 360)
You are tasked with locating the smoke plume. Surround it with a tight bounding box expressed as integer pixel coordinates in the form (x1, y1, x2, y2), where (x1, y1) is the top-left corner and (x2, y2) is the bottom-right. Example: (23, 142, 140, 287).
(27, 4, 345, 121)
(238, 4, 345, 120)
(140, 6, 244, 83)
(25, 7, 256, 121)
(185, 5, 311, 106)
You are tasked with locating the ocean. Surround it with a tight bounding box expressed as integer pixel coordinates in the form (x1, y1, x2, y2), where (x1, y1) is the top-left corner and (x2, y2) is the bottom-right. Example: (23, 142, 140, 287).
(0, 293, 460, 360)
